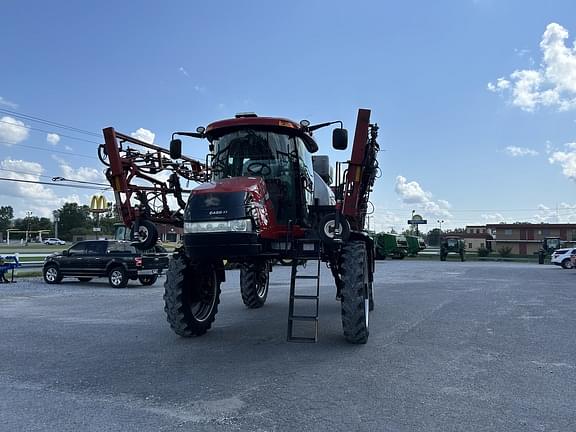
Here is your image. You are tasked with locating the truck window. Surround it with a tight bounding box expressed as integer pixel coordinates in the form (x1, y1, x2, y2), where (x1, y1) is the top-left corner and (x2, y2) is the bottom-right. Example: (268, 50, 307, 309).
(85, 242, 107, 255)
(68, 243, 86, 256)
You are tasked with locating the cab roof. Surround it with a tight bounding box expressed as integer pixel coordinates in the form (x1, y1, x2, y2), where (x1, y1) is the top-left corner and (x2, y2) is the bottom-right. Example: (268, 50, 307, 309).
(205, 115, 319, 153)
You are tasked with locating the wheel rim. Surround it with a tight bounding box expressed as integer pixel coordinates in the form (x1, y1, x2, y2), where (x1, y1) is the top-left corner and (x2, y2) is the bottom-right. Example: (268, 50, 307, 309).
(323, 220, 342, 239)
(111, 270, 123, 286)
(188, 271, 217, 322)
(46, 267, 57, 282)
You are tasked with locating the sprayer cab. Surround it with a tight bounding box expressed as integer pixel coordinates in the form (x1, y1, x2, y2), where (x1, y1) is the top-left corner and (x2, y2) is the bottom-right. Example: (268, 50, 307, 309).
(179, 114, 348, 259)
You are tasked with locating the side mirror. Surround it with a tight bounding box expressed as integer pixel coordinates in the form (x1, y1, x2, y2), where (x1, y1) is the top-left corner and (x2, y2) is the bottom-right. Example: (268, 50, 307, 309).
(62, 250, 69, 256)
(170, 139, 182, 159)
(332, 128, 348, 150)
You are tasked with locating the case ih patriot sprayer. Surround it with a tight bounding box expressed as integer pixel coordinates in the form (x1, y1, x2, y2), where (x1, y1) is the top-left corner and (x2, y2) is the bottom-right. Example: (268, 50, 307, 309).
(99, 109, 380, 343)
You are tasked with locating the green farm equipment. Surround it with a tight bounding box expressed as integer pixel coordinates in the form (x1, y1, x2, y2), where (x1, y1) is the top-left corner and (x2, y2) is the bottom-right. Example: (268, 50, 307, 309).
(440, 236, 465, 261)
(374, 233, 408, 259)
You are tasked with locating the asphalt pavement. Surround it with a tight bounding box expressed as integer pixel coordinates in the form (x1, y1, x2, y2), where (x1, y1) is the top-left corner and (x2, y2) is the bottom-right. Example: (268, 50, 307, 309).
(1, 260, 575, 431)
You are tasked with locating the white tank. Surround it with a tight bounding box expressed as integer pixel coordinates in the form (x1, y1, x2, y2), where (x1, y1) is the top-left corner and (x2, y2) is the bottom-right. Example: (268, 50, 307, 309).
(313, 172, 335, 205)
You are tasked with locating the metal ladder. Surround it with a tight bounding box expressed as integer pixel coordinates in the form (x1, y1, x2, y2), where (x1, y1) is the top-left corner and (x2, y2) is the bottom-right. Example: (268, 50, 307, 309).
(287, 239, 322, 343)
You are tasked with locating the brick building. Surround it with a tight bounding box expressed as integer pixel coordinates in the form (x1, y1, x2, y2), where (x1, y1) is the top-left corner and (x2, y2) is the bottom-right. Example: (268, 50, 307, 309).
(485, 223, 576, 256)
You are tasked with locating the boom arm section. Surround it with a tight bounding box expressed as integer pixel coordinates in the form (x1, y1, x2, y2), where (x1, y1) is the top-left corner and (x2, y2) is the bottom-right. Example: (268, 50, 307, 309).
(99, 127, 208, 229)
(341, 109, 380, 231)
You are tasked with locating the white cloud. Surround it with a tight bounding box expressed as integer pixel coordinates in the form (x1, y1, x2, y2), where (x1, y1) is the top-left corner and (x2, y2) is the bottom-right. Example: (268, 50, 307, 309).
(504, 146, 539, 157)
(549, 142, 576, 181)
(480, 213, 506, 224)
(0, 96, 17, 109)
(394, 176, 453, 220)
(0, 158, 106, 218)
(487, 77, 510, 92)
(371, 204, 405, 233)
(488, 23, 576, 111)
(0, 116, 29, 144)
(52, 155, 106, 184)
(178, 66, 190, 78)
(46, 133, 60, 145)
(0, 159, 56, 202)
(130, 128, 155, 144)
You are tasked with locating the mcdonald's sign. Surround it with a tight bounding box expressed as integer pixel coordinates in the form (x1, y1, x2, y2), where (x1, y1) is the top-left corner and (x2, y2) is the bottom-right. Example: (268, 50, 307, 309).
(90, 195, 109, 213)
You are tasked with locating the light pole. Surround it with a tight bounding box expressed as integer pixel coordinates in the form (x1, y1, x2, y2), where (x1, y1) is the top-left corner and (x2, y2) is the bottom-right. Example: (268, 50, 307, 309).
(26, 211, 32, 244)
(437, 219, 444, 247)
(53, 210, 60, 239)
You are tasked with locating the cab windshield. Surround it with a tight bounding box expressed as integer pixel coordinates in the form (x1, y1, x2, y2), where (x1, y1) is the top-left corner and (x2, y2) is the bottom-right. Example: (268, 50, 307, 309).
(210, 129, 314, 224)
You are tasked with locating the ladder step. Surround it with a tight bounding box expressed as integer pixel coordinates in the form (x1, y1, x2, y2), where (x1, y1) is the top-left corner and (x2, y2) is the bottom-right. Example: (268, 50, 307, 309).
(294, 275, 319, 280)
(287, 336, 317, 343)
(292, 295, 318, 300)
(289, 315, 318, 322)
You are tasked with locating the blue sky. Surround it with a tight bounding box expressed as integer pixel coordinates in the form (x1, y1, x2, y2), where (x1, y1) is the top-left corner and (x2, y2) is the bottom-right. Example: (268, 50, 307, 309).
(1, 0, 576, 232)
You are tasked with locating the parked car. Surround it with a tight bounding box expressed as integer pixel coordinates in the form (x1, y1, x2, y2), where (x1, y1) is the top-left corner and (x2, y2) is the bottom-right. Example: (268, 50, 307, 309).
(551, 248, 576, 269)
(44, 238, 66, 245)
(43, 240, 169, 288)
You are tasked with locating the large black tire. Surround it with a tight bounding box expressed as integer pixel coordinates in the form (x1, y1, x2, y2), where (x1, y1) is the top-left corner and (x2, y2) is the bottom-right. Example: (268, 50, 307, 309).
(440, 253, 447, 261)
(108, 266, 128, 288)
(240, 262, 269, 308)
(561, 258, 573, 269)
(131, 220, 158, 251)
(163, 254, 221, 337)
(138, 274, 158, 286)
(339, 241, 370, 344)
(43, 265, 63, 284)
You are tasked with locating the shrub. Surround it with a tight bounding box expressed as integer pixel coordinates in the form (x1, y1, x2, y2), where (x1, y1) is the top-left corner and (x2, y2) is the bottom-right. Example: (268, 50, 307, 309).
(497, 246, 513, 258)
(477, 247, 490, 257)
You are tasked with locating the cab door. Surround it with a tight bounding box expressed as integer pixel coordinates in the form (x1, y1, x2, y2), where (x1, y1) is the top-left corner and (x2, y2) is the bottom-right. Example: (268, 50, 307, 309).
(84, 241, 108, 275)
(60, 242, 87, 275)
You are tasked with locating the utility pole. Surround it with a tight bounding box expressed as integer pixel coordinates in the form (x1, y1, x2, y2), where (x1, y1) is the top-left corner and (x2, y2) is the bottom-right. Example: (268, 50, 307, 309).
(53, 210, 60, 239)
(26, 210, 32, 244)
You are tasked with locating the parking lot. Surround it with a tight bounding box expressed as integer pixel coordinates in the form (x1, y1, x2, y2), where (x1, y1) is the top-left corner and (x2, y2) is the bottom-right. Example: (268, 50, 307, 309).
(1, 260, 575, 431)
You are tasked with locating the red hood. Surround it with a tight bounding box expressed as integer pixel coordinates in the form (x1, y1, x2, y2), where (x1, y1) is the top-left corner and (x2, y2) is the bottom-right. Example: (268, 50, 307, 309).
(191, 177, 266, 196)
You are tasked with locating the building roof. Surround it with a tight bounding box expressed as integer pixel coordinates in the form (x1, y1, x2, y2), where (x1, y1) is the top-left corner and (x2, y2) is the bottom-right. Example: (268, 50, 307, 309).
(486, 223, 576, 229)
(462, 233, 494, 239)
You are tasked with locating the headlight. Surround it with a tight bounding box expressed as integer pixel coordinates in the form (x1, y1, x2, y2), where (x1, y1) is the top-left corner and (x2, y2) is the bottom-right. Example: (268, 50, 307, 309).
(184, 218, 253, 233)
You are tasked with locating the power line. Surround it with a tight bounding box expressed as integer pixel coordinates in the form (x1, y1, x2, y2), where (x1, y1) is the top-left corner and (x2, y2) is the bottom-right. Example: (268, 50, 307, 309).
(0, 140, 97, 160)
(0, 107, 101, 137)
(0, 168, 108, 187)
(0, 176, 110, 191)
(0, 119, 102, 144)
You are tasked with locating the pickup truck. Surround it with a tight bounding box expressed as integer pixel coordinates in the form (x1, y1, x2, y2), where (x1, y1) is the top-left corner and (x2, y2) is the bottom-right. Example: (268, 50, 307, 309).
(43, 240, 169, 288)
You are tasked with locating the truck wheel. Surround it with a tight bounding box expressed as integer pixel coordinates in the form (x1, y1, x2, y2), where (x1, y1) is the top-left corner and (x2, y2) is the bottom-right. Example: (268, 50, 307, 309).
(131, 220, 158, 250)
(460, 254, 465, 262)
(108, 266, 128, 288)
(440, 253, 447, 261)
(240, 262, 269, 308)
(339, 241, 369, 344)
(138, 275, 158, 286)
(43, 265, 63, 284)
(562, 258, 573, 269)
(163, 254, 221, 337)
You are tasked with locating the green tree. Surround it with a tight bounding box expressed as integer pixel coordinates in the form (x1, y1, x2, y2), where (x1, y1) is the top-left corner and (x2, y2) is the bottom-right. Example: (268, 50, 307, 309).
(0, 205, 13, 233)
(426, 228, 441, 247)
(58, 203, 93, 241)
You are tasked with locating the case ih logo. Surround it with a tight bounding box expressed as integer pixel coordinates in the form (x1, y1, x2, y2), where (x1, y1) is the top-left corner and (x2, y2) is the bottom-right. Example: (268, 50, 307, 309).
(209, 210, 228, 216)
(204, 196, 221, 207)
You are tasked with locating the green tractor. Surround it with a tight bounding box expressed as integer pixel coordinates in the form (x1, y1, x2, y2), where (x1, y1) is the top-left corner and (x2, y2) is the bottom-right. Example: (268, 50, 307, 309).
(406, 235, 426, 257)
(440, 236, 465, 262)
(374, 233, 408, 259)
